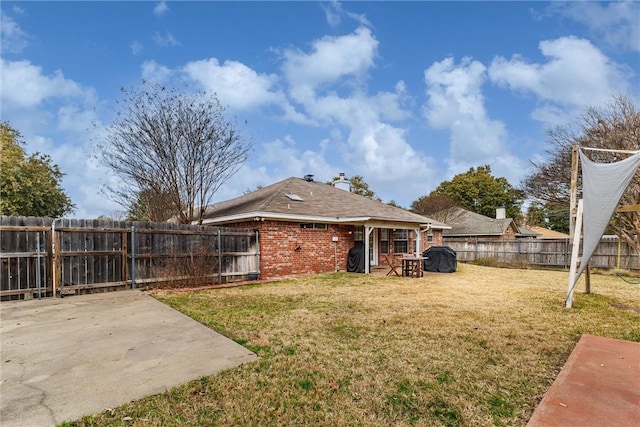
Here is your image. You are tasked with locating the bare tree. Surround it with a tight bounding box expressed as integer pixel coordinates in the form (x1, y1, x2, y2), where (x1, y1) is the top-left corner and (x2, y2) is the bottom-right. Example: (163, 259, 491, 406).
(96, 82, 251, 224)
(522, 93, 640, 253)
(410, 194, 463, 223)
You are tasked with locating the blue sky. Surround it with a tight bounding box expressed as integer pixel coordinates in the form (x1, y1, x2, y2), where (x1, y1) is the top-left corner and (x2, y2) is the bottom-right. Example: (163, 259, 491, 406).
(1, 1, 638, 218)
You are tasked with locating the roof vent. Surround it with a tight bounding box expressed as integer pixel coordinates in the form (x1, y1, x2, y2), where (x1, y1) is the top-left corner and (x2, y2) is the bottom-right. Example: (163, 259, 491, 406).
(303, 174, 314, 182)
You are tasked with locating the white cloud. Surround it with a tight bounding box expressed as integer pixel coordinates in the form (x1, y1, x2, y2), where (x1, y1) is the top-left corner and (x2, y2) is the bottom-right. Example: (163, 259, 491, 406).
(209, 136, 335, 203)
(548, 1, 640, 52)
(282, 26, 378, 99)
(130, 40, 143, 55)
(277, 27, 435, 204)
(424, 57, 525, 182)
(1, 12, 29, 54)
(321, 1, 372, 28)
(137, 58, 310, 123)
(0, 56, 117, 219)
(27, 131, 121, 219)
(489, 36, 631, 125)
(153, 31, 180, 47)
(287, 90, 434, 203)
(141, 60, 173, 83)
(262, 135, 333, 178)
(153, 1, 169, 16)
(0, 58, 94, 110)
(183, 58, 283, 111)
(56, 105, 96, 135)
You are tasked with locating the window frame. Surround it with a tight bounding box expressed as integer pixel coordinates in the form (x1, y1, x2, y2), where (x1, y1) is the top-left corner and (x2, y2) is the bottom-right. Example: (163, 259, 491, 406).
(354, 226, 364, 242)
(393, 229, 408, 253)
(380, 228, 389, 254)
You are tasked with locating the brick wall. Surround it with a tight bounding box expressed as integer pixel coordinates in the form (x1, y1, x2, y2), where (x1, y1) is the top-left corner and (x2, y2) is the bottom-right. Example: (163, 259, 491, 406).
(422, 229, 444, 249)
(222, 220, 444, 279)
(228, 220, 355, 278)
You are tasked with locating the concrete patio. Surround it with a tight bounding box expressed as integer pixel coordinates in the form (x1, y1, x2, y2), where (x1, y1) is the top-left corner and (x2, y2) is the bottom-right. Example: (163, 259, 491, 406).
(0, 290, 257, 426)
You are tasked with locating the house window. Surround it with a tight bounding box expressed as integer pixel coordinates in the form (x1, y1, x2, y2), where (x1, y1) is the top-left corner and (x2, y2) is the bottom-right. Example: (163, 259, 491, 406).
(427, 229, 434, 243)
(300, 223, 328, 229)
(380, 229, 389, 254)
(354, 226, 364, 242)
(393, 229, 408, 253)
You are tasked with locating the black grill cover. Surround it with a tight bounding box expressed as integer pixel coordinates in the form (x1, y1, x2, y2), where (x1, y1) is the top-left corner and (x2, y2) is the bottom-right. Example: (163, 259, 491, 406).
(422, 246, 457, 273)
(347, 242, 366, 273)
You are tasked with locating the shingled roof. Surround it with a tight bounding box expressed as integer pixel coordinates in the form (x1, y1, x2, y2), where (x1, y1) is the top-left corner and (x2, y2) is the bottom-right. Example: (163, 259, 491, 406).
(442, 207, 534, 237)
(199, 177, 448, 228)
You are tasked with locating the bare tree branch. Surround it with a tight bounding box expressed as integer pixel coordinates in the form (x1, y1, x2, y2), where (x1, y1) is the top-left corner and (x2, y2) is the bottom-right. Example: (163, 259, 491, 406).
(95, 82, 251, 224)
(522, 93, 640, 254)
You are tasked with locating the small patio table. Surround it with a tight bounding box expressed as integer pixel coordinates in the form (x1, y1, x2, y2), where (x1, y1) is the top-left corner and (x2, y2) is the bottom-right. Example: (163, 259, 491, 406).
(402, 256, 424, 278)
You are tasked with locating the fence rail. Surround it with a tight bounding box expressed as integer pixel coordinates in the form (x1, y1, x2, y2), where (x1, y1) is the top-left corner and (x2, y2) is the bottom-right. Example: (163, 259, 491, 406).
(1, 216, 259, 301)
(443, 237, 639, 271)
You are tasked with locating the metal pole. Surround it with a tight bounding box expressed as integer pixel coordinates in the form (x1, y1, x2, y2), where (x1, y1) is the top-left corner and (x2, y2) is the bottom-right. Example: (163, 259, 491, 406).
(130, 226, 136, 289)
(36, 232, 42, 299)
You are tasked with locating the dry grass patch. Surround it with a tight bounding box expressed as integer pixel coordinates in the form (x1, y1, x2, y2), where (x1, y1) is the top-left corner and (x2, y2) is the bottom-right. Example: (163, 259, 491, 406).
(66, 264, 639, 427)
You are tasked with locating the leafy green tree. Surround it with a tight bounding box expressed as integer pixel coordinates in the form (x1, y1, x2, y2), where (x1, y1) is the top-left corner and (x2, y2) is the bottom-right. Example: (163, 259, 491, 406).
(126, 188, 176, 222)
(0, 122, 74, 217)
(432, 165, 524, 220)
(524, 201, 570, 233)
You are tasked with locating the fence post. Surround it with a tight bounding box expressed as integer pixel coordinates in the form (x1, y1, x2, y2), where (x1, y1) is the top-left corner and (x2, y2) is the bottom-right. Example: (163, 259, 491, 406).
(52, 219, 61, 297)
(36, 232, 42, 299)
(130, 225, 136, 289)
(474, 236, 478, 261)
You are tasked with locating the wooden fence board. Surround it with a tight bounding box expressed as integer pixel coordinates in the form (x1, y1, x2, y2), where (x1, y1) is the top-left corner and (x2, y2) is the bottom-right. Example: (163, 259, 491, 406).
(1, 216, 258, 300)
(443, 237, 639, 271)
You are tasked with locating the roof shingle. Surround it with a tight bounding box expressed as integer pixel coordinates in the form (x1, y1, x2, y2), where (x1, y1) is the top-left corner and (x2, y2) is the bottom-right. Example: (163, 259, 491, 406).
(200, 177, 447, 228)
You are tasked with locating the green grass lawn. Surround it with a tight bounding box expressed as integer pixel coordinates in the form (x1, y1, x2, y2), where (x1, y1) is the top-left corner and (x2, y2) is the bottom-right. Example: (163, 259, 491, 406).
(66, 264, 639, 426)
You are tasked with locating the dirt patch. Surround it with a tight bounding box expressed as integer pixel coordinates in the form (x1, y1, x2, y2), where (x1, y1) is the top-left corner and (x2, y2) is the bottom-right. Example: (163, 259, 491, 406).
(611, 302, 640, 314)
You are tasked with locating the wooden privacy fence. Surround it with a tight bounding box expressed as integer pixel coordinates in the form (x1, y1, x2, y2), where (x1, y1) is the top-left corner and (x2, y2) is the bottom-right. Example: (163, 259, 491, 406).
(443, 237, 639, 271)
(1, 216, 259, 301)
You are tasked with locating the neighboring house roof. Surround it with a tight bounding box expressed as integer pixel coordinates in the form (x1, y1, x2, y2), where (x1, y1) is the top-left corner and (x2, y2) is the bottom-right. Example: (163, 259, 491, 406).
(525, 226, 570, 239)
(442, 207, 534, 237)
(199, 176, 449, 229)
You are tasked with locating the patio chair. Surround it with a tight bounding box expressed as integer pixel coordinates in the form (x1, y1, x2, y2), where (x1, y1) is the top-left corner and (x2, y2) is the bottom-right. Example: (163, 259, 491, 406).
(383, 254, 401, 276)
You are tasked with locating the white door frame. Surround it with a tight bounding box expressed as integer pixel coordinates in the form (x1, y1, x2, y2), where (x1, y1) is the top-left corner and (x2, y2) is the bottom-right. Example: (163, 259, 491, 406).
(369, 228, 379, 266)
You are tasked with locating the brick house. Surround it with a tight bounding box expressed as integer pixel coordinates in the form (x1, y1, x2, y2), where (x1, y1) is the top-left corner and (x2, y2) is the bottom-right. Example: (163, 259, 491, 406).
(198, 175, 449, 279)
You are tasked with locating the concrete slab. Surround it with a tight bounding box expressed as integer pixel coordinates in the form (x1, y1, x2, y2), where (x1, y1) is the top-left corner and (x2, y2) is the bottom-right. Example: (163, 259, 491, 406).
(0, 290, 257, 427)
(527, 334, 640, 427)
